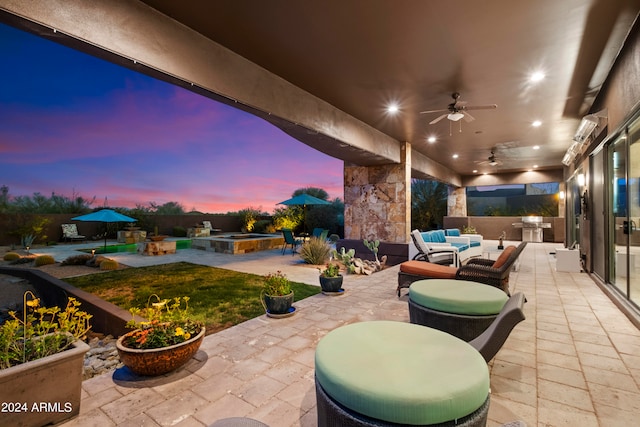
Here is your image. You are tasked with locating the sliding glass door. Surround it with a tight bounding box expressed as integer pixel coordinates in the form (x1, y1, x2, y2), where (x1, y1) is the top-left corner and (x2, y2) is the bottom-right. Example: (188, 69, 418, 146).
(628, 121, 640, 306)
(610, 134, 628, 296)
(609, 118, 640, 306)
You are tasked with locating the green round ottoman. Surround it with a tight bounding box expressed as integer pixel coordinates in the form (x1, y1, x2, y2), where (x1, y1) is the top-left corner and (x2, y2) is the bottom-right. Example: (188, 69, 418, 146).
(315, 321, 490, 426)
(409, 279, 509, 341)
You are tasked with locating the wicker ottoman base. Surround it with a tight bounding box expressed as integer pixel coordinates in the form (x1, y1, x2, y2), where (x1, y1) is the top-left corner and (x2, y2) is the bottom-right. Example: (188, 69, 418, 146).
(408, 298, 498, 342)
(315, 378, 489, 427)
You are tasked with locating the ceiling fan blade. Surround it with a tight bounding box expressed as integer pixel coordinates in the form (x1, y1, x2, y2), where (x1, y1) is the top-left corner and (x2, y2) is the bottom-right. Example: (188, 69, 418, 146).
(464, 104, 497, 111)
(429, 114, 448, 124)
(419, 108, 448, 114)
(462, 111, 475, 122)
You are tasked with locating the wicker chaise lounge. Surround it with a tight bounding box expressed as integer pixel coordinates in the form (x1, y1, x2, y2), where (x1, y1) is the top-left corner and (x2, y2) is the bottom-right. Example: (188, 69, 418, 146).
(397, 242, 527, 297)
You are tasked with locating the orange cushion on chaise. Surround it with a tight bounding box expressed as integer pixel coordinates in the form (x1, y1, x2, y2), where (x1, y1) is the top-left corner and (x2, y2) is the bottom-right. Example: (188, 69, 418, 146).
(399, 260, 457, 278)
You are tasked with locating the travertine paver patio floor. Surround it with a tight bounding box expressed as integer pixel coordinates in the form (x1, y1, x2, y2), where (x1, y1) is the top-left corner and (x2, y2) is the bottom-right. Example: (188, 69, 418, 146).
(35, 241, 640, 426)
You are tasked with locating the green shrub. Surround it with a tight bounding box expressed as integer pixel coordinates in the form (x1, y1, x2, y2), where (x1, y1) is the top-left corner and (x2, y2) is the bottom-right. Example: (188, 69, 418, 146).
(34, 255, 55, 266)
(299, 237, 331, 265)
(100, 259, 119, 271)
(3, 252, 21, 261)
(86, 255, 108, 268)
(253, 219, 271, 233)
(172, 226, 187, 237)
(61, 254, 93, 266)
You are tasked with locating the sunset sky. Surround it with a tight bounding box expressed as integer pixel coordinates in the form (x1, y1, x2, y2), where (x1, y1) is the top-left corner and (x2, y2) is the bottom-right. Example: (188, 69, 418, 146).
(0, 23, 344, 213)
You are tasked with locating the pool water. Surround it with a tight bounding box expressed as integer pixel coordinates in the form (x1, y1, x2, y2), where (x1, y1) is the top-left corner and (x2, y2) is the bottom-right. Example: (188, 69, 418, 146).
(82, 239, 191, 254)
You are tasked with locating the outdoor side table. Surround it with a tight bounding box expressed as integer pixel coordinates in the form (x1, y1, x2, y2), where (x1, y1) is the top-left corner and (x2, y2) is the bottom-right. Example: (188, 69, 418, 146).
(409, 279, 508, 341)
(315, 320, 490, 427)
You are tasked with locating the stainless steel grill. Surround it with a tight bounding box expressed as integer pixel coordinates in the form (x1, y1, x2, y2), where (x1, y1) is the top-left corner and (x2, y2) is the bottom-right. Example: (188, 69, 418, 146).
(512, 216, 551, 242)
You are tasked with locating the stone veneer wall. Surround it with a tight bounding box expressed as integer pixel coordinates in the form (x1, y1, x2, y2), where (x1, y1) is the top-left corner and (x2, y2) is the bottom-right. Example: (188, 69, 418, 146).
(343, 145, 411, 244)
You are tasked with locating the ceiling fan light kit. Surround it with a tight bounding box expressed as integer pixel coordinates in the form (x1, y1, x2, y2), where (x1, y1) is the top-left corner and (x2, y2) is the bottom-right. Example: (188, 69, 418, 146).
(420, 92, 497, 127)
(447, 112, 465, 121)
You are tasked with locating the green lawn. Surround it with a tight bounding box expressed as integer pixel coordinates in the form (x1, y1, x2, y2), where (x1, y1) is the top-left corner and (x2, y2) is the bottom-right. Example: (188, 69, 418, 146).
(64, 262, 321, 333)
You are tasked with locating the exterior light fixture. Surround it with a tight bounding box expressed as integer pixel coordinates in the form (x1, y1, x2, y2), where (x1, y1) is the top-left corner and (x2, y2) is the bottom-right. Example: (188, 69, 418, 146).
(472, 169, 478, 173)
(533, 145, 540, 150)
(530, 71, 545, 82)
(452, 153, 459, 159)
(559, 191, 565, 200)
(532, 120, 542, 127)
(427, 136, 436, 143)
(386, 104, 399, 114)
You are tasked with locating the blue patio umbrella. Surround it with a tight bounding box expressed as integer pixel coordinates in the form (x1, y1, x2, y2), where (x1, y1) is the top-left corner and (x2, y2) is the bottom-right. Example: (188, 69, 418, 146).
(72, 209, 137, 253)
(278, 194, 330, 233)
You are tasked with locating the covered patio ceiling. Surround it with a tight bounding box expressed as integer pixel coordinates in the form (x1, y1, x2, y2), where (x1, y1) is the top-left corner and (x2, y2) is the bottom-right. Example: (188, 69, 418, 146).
(2, 1, 639, 183)
(138, 0, 639, 178)
(144, 0, 640, 179)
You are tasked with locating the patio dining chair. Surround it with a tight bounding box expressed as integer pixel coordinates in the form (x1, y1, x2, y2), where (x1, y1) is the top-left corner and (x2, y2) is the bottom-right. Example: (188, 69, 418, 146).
(281, 228, 302, 255)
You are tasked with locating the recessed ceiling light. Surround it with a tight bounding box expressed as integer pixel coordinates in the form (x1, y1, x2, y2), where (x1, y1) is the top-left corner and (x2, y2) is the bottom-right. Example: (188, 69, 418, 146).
(427, 136, 436, 143)
(452, 154, 459, 159)
(483, 172, 488, 175)
(533, 164, 538, 168)
(533, 145, 540, 150)
(472, 169, 478, 173)
(386, 103, 399, 114)
(532, 120, 542, 127)
(530, 71, 545, 82)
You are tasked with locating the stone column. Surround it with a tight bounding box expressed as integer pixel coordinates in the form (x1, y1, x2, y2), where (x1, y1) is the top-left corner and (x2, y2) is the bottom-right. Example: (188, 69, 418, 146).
(343, 143, 411, 243)
(447, 187, 467, 216)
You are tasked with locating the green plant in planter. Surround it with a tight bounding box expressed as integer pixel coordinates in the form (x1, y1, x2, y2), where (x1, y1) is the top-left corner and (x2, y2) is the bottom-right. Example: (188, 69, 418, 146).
(0, 294, 92, 369)
(319, 262, 344, 293)
(262, 270, 292, 296)
(320, 262, 341, 278)
(261, 271, 294, 315)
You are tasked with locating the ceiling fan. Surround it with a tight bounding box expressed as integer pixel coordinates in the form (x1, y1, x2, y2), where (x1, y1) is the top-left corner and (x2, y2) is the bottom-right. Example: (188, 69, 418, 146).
(420, 92, 497, 125)
(476, 150, 503, 167)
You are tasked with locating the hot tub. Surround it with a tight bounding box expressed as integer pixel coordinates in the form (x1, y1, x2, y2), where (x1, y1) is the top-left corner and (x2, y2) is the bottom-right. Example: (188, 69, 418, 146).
(191, 233, 284, 254)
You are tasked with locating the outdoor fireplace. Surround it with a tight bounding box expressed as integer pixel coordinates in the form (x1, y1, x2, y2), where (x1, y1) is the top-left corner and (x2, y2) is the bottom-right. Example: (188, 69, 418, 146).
(512, 216, 551, 243)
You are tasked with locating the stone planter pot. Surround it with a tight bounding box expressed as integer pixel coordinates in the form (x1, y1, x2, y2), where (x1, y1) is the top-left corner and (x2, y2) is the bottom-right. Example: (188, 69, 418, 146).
(262, 291, 294, 315)
(319, 275, 344, 293)
(116, 327, 205, 376)
(0, 338, 89, 427)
